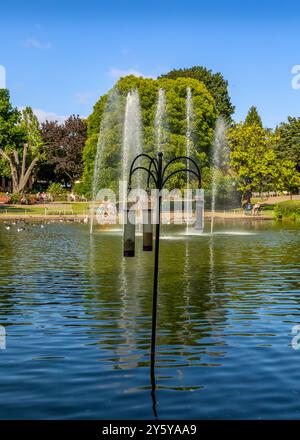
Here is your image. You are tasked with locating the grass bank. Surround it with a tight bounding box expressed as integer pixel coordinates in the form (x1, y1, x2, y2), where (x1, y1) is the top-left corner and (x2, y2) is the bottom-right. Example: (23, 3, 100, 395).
(274, 200, 300, 221)
(0, 202, 90, 217)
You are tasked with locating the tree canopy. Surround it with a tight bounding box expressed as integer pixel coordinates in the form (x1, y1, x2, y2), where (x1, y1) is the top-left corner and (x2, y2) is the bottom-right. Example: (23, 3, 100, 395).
(40, 115, 87, 186)
(228, 122, 300, 200)
(0, 89, 24, 179)
(274, 116, 300, 171)
(0, 91, 44, 193)
(79, 75, 217, 197)
(244, 106, 263, 127)
(159, 66, 235, 121)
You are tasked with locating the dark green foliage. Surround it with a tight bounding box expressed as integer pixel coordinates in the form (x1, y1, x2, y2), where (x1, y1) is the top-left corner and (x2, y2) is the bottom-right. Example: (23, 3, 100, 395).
(274, 117, 300, 171)
(0, 89, 25, 177)
(80, 75, 217, 197)
(159, 66, 234, 121)
(274, 201, 300, 221)
(79, 95, 108, 196)
(244, 106, 263, 127)
(0, 93, 44, 193)
(47, 182, 68, 201)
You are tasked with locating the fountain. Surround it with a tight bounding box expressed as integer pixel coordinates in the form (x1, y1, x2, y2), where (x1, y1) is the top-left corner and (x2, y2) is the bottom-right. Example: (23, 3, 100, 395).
(90, 89, 121, 234)
(210, 117, 227, 235)
(122, 89, 143, 186)
(122, 89, 144, 230)
(90, 86, 205, 235)
(154, 88, 167, 152)
(185, 87, 194, 233)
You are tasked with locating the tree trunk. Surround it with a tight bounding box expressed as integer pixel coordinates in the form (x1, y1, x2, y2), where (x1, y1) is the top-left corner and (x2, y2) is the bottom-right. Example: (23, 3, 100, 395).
(21, 143, 28, 182)
(0, 146, 39, 194)
(245, 190, 251, 204)
(0, 148, 19, 194)
(17, 157, 39, 193)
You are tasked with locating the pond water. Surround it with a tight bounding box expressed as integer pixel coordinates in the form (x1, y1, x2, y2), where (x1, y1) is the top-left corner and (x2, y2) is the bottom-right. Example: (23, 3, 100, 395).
(0, 220, 300, 419)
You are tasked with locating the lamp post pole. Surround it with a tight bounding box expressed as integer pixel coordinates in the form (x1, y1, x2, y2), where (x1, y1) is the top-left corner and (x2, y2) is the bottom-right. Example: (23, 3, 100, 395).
(150, 152, 162, 401)
(125, 151, 202, 416)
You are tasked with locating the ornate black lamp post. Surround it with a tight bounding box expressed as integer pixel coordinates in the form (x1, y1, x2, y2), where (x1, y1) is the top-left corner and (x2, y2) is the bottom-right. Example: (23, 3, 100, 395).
(124, 151, 202, 416)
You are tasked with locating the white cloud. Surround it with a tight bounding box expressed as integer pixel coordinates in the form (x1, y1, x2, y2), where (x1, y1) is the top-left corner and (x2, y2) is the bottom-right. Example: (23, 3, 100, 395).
(108, 67, 153, 79)
(24, 38, 52, 49)
(31, 109, 67, 124)
(19, 107, 87, 124)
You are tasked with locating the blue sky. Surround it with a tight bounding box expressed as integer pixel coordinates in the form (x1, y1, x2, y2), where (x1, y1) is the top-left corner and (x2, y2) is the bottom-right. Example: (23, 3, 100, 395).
(0, 0, 300, 127)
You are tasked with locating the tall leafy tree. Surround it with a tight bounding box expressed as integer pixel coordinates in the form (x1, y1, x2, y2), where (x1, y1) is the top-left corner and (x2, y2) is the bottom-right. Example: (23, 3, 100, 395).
(159, 66, 234, 121)
(228, 122, 300, 201)
(274, 116, 300, 171)
(0, 89, 24, 181)
(80, 75, 217, 197)
(0, 91, 44, 193)
(41, 115, 87, 186)
(244, 106, 263, 127)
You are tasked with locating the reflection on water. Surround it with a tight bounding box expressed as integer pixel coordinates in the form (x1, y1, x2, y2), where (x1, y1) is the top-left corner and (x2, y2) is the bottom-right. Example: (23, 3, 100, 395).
(1, 221, 300, 419)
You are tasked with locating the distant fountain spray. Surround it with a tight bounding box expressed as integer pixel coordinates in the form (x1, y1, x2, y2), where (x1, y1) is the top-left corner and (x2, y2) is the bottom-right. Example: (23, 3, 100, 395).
(154, 88, 167, 152)
(90, 89, 121, 234)
(122, 89, 143, 186)
(122, 89, 144, 229)
(210, 117, 227, 235)
(185, 87, 194, 233)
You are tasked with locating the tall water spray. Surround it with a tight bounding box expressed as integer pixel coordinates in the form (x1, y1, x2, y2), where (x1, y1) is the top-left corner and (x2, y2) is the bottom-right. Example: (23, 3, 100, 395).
(185, 87, 194, 233)
(90, 89, 121, 234)
(154, 88, 167, 152)
(122, 89, 144, 228)
(210, 117, 227, 235)
(122, 89, 143, 186)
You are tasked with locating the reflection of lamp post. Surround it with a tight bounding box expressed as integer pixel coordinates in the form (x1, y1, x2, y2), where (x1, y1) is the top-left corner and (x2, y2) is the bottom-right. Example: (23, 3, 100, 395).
(124, 152, 202, 416)
(143, 207, 153, 251)
(123, 204, 136, 256)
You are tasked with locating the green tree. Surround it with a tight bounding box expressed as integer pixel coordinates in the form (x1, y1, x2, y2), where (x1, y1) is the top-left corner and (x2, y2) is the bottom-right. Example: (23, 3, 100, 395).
(40, 115, 87, 186)
(0, 89, 24, 180)
(159, 66, 234, 121)
(0, 91, 44, 193)
(274, 116, 300, 171)
(13, 107, 44, 193)
(244, 106, 263, 127)
(80, 75, 217, 197)
(228, 123, 279, 201)
(79, 91, 122, 196)
(275, 158, 300, 198)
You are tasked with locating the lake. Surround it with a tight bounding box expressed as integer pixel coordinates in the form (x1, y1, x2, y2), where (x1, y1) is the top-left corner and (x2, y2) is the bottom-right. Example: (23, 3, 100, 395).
(0, 220, 300, 419)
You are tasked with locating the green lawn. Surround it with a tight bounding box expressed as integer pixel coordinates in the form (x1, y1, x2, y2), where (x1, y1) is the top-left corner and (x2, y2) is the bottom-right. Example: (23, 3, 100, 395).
(0, 202, 91, 216)
(276, 200, 300, 209)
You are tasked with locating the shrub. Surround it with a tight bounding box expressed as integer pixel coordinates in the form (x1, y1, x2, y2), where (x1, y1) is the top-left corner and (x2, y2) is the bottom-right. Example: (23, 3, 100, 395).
(10, 194, 21, 204)
(274, 201, 300, 221)
(73, 181, 87, 197)
(47, 183, 67, 201)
